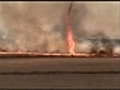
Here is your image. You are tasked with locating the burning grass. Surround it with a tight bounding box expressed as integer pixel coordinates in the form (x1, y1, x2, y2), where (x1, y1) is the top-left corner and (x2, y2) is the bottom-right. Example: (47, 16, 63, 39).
(0, 51, 119, 58)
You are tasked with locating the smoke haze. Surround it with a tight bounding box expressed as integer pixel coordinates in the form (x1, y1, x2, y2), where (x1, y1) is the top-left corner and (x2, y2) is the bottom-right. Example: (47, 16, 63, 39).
(0, 2, 119, 54)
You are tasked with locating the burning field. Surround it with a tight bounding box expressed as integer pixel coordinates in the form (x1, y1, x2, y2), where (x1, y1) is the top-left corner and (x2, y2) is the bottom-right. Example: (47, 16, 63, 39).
(0, 2, 119, 57)
(0, 2, 120, 89)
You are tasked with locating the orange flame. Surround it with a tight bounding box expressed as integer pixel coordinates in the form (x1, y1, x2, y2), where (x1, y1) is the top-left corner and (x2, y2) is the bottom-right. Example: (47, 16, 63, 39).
(67, 27, 75, 55)
(67, 2, 75, 55)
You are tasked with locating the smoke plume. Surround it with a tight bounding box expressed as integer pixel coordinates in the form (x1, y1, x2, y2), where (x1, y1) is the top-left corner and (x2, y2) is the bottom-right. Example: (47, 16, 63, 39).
(0, 2, 70, 53)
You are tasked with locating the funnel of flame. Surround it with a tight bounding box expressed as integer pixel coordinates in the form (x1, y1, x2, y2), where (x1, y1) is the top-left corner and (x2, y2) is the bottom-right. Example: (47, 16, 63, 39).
(66, 2, 75, 55)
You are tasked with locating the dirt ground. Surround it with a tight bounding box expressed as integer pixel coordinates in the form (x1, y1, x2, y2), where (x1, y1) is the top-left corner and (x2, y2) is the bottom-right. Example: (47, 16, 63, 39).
(0, 57, 119, 89)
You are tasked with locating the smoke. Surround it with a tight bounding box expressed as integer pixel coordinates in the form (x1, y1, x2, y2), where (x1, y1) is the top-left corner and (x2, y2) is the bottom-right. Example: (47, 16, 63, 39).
(0, 3, 70, 53)
(71, 3, 119, 56)
(0, 2, 119, 56)
(71, 3, 89, 41)
(75, 31, 120, 56)
(112, 45, 120, 55)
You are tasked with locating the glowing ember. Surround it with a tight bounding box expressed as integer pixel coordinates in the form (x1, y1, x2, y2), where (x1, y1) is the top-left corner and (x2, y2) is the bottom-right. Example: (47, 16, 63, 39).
(67, 2, 75, 55)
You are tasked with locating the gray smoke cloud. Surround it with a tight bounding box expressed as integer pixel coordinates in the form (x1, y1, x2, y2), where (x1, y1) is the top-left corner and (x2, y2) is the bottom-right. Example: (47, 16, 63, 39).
(71, 2, 119, 55)
(0, 2, 119, 55)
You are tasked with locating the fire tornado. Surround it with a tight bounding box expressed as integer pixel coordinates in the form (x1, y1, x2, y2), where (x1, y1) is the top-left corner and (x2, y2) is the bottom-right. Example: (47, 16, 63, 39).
(67, 2, 75, 55)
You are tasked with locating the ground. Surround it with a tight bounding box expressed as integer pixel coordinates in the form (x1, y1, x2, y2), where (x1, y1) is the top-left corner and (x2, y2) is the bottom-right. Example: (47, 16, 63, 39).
(0, 57, 119, 89)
